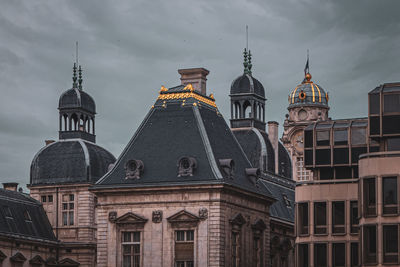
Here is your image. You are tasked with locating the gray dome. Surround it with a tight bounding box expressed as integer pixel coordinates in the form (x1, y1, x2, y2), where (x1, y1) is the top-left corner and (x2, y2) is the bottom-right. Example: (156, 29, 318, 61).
(288, 73, 329, 108)
(230, 74, 265, 98)
(59, 88, 96, 114)
(30, 140, 115, 185)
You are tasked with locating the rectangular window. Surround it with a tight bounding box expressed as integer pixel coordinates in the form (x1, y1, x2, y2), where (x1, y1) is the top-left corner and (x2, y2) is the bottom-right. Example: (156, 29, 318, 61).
(3, 206, 17, 232)
(317, 131, 330, 146)
(48, 195, 53, 202)
(363, 178, 376, 216)
(314, 202, 327, 235)
(24, 210, 35, 235)
(383, 177, 398, 215)
(369, 94, 380, 115)
(387, 137, 400, 151)
(332, 201, 345, 234)
(298, 203, 309, 235)
(253, 236, 261, 267)
(296, 157, 311, 181)
(122, 231, 141, 267)
(351, 243, 359, 267)
(332, 243, 345, 267)
(314, 243, 327, 267)
(298, 243, 308, 267)
(384, 93, 400, 113)
(232, 232, 240, 267)
(383, 225, 398, 263)
(334, 129, 348, 145)
(350, 201, 359, 234)
(41, 195, 47, 203)
(62, 194, 74, 226)
(175, 230, 194, 267)
(363, 225, 376, 264)
(351, 128, 366, 145)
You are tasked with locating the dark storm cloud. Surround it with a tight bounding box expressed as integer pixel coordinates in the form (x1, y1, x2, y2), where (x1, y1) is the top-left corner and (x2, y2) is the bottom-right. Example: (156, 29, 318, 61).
(1, 0, 400, 188)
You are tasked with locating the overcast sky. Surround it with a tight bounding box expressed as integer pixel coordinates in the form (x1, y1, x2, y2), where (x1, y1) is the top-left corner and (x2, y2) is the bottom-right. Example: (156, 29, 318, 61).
(1, 0, 400, 189)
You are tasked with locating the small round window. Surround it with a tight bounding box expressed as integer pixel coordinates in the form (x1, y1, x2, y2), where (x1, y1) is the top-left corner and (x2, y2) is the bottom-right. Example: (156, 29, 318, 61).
(298, 109, 307, 121)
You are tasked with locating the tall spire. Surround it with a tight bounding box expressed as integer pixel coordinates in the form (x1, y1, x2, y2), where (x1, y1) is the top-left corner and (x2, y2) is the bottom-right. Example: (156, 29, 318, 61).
(243, 48, 249, 74)
(72, 63, 78, 88)
(304, 49, 310, 76)
(248, 50, 252, 75)
(78, 65, 83, 90)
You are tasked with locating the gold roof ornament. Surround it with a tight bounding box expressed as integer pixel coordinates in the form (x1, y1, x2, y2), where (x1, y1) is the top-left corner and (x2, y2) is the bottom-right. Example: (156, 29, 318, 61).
(305, 73, 312, 83)
(209, 93, 214, 100)
(184, 83, 194, 92)
(160, 85, 168, 93)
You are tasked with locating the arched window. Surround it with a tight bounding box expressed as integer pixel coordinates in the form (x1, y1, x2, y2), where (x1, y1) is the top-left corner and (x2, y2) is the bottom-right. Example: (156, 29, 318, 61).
(243, 101, 251, 118)
(71, 114, 78, 131)
(234, 102, 240, 119)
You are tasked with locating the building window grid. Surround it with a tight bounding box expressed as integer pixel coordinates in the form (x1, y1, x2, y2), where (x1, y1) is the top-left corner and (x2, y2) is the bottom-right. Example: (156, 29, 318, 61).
(232, 231, 240, 267)
(122, 231, 141, 267)
(296, 157, 311, 181)
(62, 194, 74, 226)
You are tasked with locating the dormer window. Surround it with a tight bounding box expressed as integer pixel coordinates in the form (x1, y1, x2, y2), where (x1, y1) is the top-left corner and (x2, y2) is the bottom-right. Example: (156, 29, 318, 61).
(219, 159, 235, 179)
(125, 159, 144, 179)
(245, 168, 260, 185)
(177, 157, 197, 177)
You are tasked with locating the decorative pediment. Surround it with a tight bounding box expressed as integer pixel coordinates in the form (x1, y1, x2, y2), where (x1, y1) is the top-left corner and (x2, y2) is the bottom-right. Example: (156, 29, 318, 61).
(115, 212, 148, 225)
(46, 257, 58, 266)
(0, 250, 6, 262)
(251, 218, 267, 231)
(167, 210, 200, 228)
(58, 258, 80, 266)
(229, 213, 246, 226)
(29, 255, 45, 265)
(10, 252, 26, 263)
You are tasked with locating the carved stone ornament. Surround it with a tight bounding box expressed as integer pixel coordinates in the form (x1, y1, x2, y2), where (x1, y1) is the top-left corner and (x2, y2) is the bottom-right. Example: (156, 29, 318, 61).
(199, 208, 208, 220)
(125, 159, 144, 179)
(109, 211, 117, 222)
(152, 210, 163, 223)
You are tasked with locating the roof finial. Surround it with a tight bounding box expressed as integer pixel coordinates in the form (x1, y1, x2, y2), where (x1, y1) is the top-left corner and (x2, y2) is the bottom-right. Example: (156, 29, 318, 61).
(248, 50, 252, 75)
(78, 65, 83, 90)
(72, 63, 78, 88)
(76, 41, 79, 66)
(304, 49, 310, 76)
(246, 25, 248, 51)
(243, 48, 249, 74)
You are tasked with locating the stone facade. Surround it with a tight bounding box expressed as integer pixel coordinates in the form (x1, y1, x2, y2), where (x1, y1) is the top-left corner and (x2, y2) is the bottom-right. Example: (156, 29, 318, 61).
(91, 184, 272, 267)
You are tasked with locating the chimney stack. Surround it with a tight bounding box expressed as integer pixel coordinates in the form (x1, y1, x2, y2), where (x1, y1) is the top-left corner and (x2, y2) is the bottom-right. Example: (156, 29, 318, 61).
(3, 182, 18, 191)
(178, 68, 209, 95)
(268, 121, 279, 174)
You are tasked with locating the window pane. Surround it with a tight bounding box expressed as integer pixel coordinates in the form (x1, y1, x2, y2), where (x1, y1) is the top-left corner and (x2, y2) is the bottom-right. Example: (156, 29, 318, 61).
(350, 201, 359, 234)
(41, 196, 47, 203)
(123, 232, 131, 242)
(69, 211, 74, 225)
(298, 203, 309, 235)
(186, 230, 194, 241)
(298, 244, 308, 267)
(133, 244, 140, 254)
(133, 232, 140, 242)
(69, 203, 74, 210)
(133, 255, 140, 267)
(63, 212, 68, 226)
(384, 93, 400, 113)
(387, 138, 400, 151)
(123, 245, 131, 254)
(317, 131, 330, 146)
(314, 202, 327, 234)
(383, 225, 398, 263)
(314, 243, 327, 267)
(332, 202, 345, 234)
(123, 255, 131, 267)
(334, 130, 348, 145)
(48, 195, 53, 202)
(369, 94, 380, 114)
(351, 128, 366, 145)
(177, 231, 185, 241)
(364, 226, 376, 263)
(63, 203, 68, 210)
(351, 243, 359, 267)
(364, 178, 376, 216)
(69, 194, 74, 201)
(383, 177, 397, 214)
(332, 243, 345, 267)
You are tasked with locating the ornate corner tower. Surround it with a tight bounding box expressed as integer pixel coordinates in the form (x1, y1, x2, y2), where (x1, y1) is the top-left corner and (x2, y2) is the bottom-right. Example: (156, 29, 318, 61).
(281, 63, 330, 181)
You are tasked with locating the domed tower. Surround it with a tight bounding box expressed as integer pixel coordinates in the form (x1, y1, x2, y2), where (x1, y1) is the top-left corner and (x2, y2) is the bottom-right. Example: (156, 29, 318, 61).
(230, 49, 292, 178)
(281, 59, 330, 181)
(59, 64, 96, 142)
(28, 63, 115, 265)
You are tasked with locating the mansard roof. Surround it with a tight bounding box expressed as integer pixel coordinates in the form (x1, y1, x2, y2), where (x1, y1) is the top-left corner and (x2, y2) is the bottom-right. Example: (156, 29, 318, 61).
(94, 84, 274, 199)
(0, 189, 57, 242)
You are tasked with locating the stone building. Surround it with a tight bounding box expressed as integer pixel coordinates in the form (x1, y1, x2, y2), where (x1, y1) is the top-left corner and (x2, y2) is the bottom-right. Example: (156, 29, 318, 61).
(28, 64, 116, 266)
(1, 50, 295, 267)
